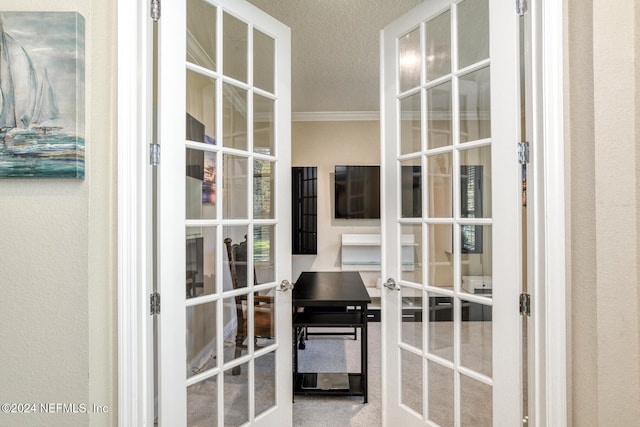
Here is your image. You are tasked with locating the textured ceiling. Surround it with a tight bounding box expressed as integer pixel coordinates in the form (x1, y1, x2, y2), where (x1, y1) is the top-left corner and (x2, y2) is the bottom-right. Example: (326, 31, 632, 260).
(247, 0, 424, 114)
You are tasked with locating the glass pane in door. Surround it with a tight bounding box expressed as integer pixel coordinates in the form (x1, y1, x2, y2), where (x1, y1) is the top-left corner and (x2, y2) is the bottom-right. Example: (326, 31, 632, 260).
(186, 148, 217, 220)
(401, 224, 422, 283)
(187, 0, 216, 69)
(253, 29, 275, 93)
(400, 93, 422, 155)
(427, 81, 452, 149)
(223, 12, 247, 83)
(400, 287, 422, 349)
(224, 364, 249, 426)
(427, 152, 453, 218)
(222, 155, 248, 219)
(459, 67, 491, 143)
(254, 224, 275, 284)
(459, 304, 492, 377)
(186, 70, 216, 143)
(428, 224, 453, 289)
(457, 0, 489, 69)
(400, 158, 422, 218)
(223, 294, 248, 363)
(186, 301, 218, 378)
(255, 351, 276, 416)
(222, 225, 250, 365)
(460, 146, 491, 218)
(187, 376, 218, 426)
(254, 159, 274, 219)
(223, 84, 248, 150)
(186, 226, 217, 298)
(399, 27, 421, 93)
(425, 10, 451, 81)
(460, 374, 492, 426)
(401, 348, 423, 415)
(428, 360, 454, 425)
(460, 224, 492, 296)
(253, 94, 275, 155)
(427, 293, 453, 361)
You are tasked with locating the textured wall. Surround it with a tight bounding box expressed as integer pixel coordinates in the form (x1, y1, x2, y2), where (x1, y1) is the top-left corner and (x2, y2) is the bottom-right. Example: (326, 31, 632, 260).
(567, 0, 640, 425)
(0, 1, 116, 427)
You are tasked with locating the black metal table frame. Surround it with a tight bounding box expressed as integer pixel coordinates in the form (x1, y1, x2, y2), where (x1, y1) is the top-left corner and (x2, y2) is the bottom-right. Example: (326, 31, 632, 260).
(292, 271, 371, 403)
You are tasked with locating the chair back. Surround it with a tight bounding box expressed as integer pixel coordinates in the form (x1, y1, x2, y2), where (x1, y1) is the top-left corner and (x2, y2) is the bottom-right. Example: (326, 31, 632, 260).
(224, 235, 258, 291)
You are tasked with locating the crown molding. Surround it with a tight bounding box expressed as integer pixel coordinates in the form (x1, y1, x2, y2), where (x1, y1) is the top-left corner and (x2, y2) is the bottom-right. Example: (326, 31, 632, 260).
(292, 111, 380, 122)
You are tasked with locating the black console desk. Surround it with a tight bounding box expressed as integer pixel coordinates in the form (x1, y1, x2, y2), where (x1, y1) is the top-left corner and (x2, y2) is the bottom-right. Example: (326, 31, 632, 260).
(292, 271, 371, 402)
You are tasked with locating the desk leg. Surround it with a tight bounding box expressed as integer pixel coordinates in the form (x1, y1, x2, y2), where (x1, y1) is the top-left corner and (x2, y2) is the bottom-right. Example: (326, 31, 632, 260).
(362, 304, 368, 404)
(293, 325, 298, 402)
(298, 327, 306, 350)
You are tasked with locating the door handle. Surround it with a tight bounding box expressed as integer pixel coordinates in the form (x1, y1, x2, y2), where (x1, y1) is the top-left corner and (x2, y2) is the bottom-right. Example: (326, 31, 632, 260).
(277, 279, 294, 292)
(383, 278, 400, 291)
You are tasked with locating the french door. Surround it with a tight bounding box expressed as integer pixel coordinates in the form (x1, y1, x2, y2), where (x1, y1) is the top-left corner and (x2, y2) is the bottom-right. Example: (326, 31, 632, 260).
(381, 0, 522, 425)
(156, 0, 292, 425)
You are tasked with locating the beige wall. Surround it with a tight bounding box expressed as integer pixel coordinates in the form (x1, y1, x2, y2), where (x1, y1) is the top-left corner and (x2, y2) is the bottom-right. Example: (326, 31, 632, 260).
(567, 0, 640, 425)
(292, 120, 381, 287)
(0, 2, 116, 427)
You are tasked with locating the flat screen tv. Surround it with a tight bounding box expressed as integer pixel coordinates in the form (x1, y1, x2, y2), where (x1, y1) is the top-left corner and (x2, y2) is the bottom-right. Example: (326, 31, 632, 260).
(334, 165, 381, 219)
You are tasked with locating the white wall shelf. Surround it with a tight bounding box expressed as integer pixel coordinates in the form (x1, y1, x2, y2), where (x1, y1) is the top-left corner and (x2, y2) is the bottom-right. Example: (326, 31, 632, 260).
(341, 233, 416, 272)
(341, 234, 382, 271)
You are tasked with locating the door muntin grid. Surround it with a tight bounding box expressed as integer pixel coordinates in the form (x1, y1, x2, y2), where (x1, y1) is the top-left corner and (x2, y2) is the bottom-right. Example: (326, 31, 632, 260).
(395, 0, 495, 423)
(185, 1, 281, 425)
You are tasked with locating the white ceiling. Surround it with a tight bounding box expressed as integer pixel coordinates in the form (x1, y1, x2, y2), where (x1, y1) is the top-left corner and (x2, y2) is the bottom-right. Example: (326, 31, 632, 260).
(247, 0, 424, 114)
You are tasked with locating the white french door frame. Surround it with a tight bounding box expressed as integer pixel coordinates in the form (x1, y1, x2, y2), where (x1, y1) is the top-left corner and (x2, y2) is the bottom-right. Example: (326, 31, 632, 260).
(526, 0, 567, 425)
(117, 0, 567, 425)
(117, 0, 154, 426)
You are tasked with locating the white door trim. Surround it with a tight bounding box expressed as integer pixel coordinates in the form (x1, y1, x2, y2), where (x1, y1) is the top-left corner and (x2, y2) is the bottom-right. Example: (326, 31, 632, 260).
(533, 0, 568, 425)
(117, 0, 153, 426)
(526, 0, 568, 425)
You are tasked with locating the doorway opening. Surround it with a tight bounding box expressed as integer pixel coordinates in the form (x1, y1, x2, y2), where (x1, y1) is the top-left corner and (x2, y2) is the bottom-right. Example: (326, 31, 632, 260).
(117, 0, 568, 425)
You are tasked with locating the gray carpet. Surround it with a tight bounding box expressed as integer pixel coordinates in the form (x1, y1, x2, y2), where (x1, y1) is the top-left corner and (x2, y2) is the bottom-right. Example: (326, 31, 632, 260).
(293, 325, 382, 427)
(294, 322, 493, 427)
(187, 322, 494, 426)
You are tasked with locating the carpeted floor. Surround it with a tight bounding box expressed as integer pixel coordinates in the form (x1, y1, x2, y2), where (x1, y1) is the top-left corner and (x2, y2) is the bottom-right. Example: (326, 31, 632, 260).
(293, 321, 494, 427)
(293, 325, 382, 427)
(187, 321, 496, 426)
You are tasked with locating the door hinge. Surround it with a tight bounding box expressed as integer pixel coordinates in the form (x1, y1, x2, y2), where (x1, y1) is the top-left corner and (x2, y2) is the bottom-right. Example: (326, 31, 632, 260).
(150, 0, 161, 21)
(150, 292, 161, 315)
(518, 141, 530, 165)
(520, 293, 531, 316)
(150, 143, 160, 166)
(516, 0, 528, 16)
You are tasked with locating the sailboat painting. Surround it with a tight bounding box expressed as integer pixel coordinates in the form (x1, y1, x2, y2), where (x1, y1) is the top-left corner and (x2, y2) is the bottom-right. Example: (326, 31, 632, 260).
(0, 12, 85, 178)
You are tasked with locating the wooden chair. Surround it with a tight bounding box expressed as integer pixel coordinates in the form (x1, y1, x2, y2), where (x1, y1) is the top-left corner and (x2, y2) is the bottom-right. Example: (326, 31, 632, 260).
(185, 270, 203, 298)
(224, 236, 274, 375)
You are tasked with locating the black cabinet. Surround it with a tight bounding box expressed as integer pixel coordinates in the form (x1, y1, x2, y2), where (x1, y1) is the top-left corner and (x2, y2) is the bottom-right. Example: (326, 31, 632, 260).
(399, 296, 492, 322)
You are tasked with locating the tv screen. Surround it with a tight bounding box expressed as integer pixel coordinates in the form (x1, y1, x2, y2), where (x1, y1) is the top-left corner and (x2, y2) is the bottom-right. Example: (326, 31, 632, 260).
(334, 165, 381, 219)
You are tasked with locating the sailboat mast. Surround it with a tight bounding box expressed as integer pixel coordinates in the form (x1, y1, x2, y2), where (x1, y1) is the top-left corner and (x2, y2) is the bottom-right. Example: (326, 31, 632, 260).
(0, 15, 17, 130)
(0, 15, 39, 130)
